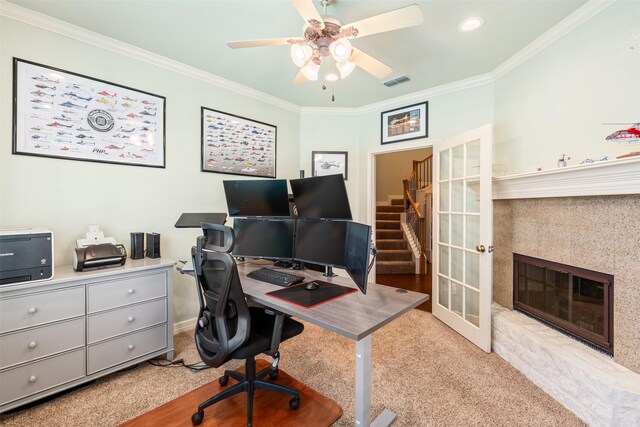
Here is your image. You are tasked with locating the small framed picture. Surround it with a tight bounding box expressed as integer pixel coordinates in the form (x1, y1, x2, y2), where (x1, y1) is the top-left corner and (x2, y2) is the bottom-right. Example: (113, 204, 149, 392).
(201, 107, 276, 178)
(381, 101, 428, 144)
(312, 151, 348, 180)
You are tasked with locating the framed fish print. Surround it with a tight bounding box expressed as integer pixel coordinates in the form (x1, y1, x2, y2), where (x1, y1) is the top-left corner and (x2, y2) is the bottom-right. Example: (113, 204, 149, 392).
(312, 151, 348, 180)
(12, 58, 166, 168)
(381, 101, 428, 144)
(201, 107, 276, 178)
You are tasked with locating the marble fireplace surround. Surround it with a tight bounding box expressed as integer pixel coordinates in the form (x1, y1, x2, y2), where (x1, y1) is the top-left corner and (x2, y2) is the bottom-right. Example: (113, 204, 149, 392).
(491, 187, 640, 425)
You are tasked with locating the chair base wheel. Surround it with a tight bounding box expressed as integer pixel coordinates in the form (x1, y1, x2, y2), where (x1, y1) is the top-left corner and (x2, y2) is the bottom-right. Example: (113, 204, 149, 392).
(289, 397, 300, 410)
(269, 368, 279, 380)
(191, 410, 204, 425)
(219, 375, 229, 386)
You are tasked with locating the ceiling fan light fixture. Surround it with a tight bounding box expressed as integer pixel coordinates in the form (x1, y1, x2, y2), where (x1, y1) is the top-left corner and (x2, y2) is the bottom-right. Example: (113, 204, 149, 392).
(336, 60, 356, 79)
(458, 17, 485, 32)
(301, 61, 320, 81)
(325, 72, 339, 82)
(329, 38, 352, 63)
(291, 44, 313, 67)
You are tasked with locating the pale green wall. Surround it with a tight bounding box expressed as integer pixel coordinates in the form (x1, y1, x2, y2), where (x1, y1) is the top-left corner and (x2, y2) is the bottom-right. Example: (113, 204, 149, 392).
(299, 111, 363, 221)
(0, 17, 301, 325)
(494, 0, 640, 175)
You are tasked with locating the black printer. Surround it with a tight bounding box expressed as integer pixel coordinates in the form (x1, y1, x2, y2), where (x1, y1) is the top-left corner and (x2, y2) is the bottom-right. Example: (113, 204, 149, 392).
(0, 228, 54, 285)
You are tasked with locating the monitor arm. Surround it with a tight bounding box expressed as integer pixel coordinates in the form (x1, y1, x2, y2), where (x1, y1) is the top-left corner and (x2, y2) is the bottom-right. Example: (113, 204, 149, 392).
(367, 244, 378, 275)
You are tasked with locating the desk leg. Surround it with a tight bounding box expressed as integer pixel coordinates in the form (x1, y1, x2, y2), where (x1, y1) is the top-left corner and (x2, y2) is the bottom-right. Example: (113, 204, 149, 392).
(355, 335, 396, 427)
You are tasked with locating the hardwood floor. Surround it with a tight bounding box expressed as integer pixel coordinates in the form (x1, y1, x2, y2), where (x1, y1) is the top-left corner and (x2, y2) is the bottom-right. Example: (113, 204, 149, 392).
(376, 263, 432, 312)
(120, 359, 342, 427)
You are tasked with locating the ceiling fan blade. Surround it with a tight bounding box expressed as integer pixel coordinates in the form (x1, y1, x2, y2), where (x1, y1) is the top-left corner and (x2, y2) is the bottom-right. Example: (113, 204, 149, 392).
(227, 38, 297, 49)
(291, 0, 324, 29)
(350, 48, 393, 79)
(293, 69, 310, 85)
(343, 4, 424, 39)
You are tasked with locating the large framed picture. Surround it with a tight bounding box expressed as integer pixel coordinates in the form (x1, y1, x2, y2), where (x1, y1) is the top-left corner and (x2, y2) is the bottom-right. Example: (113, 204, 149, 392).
(381, 101, 428, 144)
(312, 151, 348, 180)
(201, 107, 276, 178)
(13, 58, 166, 168)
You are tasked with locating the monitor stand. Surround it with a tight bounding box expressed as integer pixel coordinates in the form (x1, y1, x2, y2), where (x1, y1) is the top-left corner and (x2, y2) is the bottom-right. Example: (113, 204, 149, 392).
(323, 266, 337, 278)
(273, 260, 293, 269)
(292, 261, 305, 270)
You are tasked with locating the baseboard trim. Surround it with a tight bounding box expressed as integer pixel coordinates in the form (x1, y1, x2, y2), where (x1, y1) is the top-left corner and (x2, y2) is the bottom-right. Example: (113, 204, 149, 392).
(173, 317, 196, 336)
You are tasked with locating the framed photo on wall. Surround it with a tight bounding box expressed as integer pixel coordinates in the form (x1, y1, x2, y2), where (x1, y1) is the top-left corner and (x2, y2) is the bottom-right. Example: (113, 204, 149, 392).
(12, 58, 166, 168)
(201, 107, 276, 178)
(312, 151, 348, 180)
(381, 101, 428, 144)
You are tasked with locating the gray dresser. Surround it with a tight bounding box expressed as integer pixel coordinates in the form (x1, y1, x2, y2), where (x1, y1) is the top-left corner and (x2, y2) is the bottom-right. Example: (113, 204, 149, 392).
(0, 258, 174, 413)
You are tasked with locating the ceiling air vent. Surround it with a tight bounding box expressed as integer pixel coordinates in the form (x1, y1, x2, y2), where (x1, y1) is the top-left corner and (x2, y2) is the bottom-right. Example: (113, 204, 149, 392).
(383, 75, 410, 87)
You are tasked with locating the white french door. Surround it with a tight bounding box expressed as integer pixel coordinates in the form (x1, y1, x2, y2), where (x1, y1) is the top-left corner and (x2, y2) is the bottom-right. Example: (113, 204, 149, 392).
(432, 124, 493, 352)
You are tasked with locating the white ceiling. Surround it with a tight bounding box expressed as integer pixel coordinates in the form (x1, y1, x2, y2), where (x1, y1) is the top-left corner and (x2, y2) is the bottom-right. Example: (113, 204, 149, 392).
(7, 0, 587, 108)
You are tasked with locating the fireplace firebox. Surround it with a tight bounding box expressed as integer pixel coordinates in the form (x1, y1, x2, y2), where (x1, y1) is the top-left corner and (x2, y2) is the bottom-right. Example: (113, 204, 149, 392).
(513, 254, 614, 355)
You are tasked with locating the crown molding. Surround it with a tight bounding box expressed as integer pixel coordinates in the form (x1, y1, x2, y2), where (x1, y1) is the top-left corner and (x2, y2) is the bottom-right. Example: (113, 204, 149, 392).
(301, 73, 494, 116)
(491, 0, 616, 80)
(0, 0, 302, 113)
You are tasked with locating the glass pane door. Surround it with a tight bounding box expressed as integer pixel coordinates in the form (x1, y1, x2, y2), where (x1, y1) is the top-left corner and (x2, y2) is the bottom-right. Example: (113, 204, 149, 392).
(433, 125, 492, 352)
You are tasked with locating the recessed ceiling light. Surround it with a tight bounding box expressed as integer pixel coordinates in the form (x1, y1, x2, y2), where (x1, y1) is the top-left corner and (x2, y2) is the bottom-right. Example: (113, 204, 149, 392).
(458, 17, 485, 32)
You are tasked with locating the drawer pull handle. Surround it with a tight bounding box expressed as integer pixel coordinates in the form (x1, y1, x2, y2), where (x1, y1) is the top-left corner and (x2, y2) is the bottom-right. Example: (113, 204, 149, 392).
(28, 375, 37, 383)
(128, 344, 135, 351)
(28, 307, 38, 314)
(128, 289, 135, 295)
(28, 341, 38, 349)
(128, 316, 135, 323)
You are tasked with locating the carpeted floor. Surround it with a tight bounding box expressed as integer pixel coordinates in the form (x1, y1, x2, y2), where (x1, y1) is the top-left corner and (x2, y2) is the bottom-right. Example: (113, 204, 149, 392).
(0, 310, 586, 426)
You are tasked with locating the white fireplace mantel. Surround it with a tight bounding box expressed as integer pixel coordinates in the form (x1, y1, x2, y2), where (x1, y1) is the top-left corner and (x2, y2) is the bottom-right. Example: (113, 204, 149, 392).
(492, 156, 640, 199)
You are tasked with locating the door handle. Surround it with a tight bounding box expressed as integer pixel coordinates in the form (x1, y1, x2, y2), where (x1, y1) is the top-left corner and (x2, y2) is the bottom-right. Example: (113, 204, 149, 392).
(476, 244, 486, 253)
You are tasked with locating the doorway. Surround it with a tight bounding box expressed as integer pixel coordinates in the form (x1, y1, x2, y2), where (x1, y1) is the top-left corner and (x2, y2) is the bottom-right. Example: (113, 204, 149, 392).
(368, 144, 433, 312)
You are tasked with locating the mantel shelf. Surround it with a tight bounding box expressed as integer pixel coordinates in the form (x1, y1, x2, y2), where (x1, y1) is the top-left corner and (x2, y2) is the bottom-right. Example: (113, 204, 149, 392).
(492, 156, 640, 199)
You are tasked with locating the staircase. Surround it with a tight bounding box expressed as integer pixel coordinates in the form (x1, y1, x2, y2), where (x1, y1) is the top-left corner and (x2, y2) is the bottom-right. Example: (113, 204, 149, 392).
(375, 199, 415, 274)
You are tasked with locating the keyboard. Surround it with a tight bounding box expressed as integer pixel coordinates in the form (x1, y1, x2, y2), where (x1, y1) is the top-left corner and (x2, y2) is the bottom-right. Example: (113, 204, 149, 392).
(247, 268, 305, 287)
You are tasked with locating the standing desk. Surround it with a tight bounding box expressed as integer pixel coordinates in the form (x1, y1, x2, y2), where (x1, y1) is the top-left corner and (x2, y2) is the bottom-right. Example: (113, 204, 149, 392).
(236, 260, 430, 427)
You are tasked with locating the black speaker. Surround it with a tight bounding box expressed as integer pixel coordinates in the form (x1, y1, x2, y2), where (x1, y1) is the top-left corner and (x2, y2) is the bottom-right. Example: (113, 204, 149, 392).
(146, 232, 161, 259)
(299, 169, 305, 178)
(130, 232, 145, 259)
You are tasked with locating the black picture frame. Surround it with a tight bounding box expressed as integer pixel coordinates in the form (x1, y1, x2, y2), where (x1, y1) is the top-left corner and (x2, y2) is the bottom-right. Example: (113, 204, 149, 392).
(312, 151, 348, 180)
(12, 58, 166, 168)
(201, 107, 276, 178)
(381, 101, 428, 144)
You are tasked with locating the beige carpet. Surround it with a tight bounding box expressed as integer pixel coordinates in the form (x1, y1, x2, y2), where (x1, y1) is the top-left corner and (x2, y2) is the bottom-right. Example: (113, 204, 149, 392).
(0, 310, 586, 426)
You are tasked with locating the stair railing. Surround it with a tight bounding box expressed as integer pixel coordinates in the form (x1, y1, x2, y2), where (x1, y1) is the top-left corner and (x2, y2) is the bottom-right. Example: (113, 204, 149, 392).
(402, 155, 432, 275)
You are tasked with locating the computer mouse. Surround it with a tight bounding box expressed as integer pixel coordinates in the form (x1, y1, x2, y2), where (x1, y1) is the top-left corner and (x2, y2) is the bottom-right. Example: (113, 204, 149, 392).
(305, 281, 320, 291)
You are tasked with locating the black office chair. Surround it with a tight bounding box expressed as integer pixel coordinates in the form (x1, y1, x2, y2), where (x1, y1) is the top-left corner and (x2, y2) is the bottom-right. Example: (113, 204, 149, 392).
(191, 223, 304, 426)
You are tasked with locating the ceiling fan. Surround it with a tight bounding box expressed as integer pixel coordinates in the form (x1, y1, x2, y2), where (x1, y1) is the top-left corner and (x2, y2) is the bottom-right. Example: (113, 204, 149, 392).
(227, 0, 424, 85)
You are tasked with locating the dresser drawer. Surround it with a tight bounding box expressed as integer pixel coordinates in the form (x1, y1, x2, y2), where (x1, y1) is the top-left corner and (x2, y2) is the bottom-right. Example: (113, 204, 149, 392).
(0, 286, 85, 334)
(0, 318, 85, 370)
(87, 324, 166, 375)
(87, 298, 167, 344)
(0, 348, 85, 406)
(87, 272, 166, 313)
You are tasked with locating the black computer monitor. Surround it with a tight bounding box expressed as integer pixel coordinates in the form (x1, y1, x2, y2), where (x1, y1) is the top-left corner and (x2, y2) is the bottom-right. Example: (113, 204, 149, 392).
(290, 174, 352, 220)
(232, 218, 294, 260)
(294, 219, 347, 268)
(223, 179, 291, 217)
(344, 222, 372, 295)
